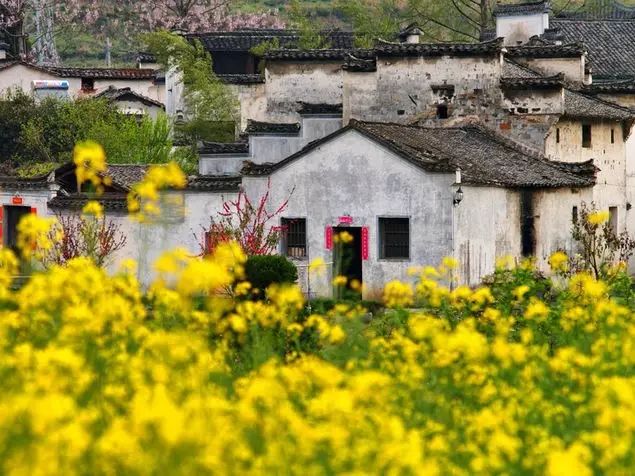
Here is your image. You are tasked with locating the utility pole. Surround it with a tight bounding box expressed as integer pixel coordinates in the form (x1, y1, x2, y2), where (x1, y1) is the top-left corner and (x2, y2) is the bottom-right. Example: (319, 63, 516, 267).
(105, 37, 112, 67)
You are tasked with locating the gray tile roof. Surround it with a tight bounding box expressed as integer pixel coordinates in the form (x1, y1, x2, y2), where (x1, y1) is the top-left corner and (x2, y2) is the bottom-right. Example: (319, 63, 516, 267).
(502, 59, 632, 119)
(550, 19, 635, 79)
(494, 1, 550, 16)
(0, 175, 50, 190)
(297, 102, 343, 115)
(502, 59, 542, 78)
(189, 29, 355, 52)
(198, 141, 249, 155)
(501, 72, 564, 89)
(352, 121, 595, 188)
(50, 67, 157, 80)
(582, 78, 635, 94)
(48, 194, 128, 212)
(556, 1, 635, 19)
(243, 121, 596, 189)
(343, 54, 377, 72)
(186, 176, 242, 192)
(506, 42, 586, 58)
(245, 120, 301, 135)
(106, 165, 150, 190)
(263, 49, 352, 61)
(563, 89, 634, 119)
(373, 38, 503, 57)
(217, 74, 264, 85)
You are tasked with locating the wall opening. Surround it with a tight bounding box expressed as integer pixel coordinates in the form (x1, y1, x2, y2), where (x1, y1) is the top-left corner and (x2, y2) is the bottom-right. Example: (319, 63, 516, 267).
(572, 206, 578, 224)
(611, 128, 615, 144)
(333, 226, 363, 294)
(3, 205, 31, 252)
(520, 190, 535, 257)
(436, 104, 448, 119)
(609, 206, 618, 235)
(556, 128, 560, 144)
(582, 124, 592, 148)
(81, 77, 95, 92)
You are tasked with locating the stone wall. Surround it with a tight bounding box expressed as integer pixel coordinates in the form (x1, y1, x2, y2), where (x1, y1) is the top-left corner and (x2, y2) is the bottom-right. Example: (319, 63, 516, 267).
(264, 61, 344, 123)
(345, 55, 503, 124)
(545, 118, 627, 213)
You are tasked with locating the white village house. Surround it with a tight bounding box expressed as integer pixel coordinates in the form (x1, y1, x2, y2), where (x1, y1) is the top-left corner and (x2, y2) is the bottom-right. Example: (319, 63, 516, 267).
(1, 1, 635, 298)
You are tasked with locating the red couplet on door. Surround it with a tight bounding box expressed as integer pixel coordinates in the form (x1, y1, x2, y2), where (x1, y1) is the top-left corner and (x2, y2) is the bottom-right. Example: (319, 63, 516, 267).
(361, 227, 369, 260)
(325, 226, 333, 250)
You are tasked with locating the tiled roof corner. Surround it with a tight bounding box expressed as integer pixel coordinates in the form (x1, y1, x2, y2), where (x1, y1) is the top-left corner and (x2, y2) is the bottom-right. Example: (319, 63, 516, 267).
(343, 54, 377, 72)
(217, 74, 265, 84)
(186, 175, 242, 192)
(245, 120, 301, 135)
(297, 102, 343, 116)
(501, 72, 564, 89)
(198, 141, 249, 155)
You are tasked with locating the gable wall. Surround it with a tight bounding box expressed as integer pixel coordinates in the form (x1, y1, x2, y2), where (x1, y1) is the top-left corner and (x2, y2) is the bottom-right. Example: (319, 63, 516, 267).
(264, 61, 344, 123)
(243, 130, 458, 297)
(545, 118, 626, 212)
(514, 57, 584, 83)
(0, 64, 77, 95)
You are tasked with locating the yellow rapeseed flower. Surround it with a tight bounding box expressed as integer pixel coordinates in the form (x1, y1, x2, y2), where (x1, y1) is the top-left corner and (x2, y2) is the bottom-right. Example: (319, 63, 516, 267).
(549, 251, 568, 273)
(587, 210, 610, 225)
(82, 200, 103, 219)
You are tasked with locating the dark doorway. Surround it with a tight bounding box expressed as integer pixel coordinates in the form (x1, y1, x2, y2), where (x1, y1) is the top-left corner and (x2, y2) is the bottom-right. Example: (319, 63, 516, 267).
(4, 206, 31, 251)
(333, 227, 363, 295)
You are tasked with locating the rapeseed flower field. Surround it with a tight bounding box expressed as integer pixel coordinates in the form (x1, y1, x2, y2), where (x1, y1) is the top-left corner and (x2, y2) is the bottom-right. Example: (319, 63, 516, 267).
(1, 144, 633, 474)
(0, 238, 633, 475)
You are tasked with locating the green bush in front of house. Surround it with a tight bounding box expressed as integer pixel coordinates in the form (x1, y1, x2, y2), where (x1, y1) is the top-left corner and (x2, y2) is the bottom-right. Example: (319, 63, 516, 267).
(244, 255, 298, 295)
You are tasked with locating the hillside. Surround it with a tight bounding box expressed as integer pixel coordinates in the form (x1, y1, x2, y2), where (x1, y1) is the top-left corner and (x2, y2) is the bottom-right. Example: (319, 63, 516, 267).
(41, 0, 635, 66)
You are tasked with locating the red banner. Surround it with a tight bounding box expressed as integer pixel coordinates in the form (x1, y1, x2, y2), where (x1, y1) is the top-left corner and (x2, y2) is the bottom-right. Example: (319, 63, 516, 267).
(11, 196, 22, 205)
(325, 226, 333, 250)
(338, 215, 353, 225)
(361, 226, 369, 260)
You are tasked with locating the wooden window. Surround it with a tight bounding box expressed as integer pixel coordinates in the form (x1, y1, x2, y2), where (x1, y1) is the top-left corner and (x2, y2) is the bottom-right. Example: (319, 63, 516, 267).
(611, 128, 615, 144)
(582, 124, 592, 148)
(379, 217, 409, 259)
(282, 218, 306, 259)
(436, 104, 448, 119)
(556, 128, 560, 144)
(609, 207, 618, 235)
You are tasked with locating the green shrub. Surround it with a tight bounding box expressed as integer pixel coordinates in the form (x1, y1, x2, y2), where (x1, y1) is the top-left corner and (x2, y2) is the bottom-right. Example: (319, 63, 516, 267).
(244, 255, 298, 294)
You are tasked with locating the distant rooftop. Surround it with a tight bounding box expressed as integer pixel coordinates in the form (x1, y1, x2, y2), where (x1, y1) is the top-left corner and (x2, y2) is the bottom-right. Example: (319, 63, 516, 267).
(493, 1, 551, 17)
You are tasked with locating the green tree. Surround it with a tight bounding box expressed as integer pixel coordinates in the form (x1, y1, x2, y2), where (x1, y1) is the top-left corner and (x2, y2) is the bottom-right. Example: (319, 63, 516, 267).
(287, 0, 332, 49)
(143, 30, 239, 142)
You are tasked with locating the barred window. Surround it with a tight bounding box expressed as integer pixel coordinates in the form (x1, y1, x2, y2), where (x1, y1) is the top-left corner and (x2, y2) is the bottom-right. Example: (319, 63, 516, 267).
(379, 217, 410, 259)
(282, 218, 306, 258)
